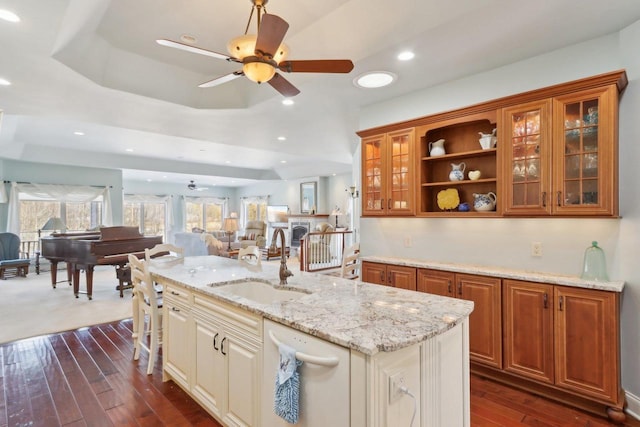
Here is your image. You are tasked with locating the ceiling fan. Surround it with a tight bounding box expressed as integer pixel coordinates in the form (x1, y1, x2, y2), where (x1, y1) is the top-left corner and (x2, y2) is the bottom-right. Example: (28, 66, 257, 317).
(156, 0, 354, 97)
(187, 180, 208, 191)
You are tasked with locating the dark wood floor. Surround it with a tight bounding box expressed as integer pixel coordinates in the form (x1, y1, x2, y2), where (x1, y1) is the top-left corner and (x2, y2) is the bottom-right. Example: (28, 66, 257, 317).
(1, 320, 638, 427)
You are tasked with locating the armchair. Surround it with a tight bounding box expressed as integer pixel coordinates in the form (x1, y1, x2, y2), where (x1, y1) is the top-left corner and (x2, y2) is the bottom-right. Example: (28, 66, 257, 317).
(0, 232, 31, 279)
(233, 220, 267, 249)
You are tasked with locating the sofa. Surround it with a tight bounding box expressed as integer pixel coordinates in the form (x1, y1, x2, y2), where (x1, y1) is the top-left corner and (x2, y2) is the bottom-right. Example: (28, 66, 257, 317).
(174, 232, 225, 256)
(232, 220, 267, 249)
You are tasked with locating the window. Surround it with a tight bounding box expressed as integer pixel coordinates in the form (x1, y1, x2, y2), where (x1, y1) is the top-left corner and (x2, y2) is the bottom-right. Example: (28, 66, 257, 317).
(19, 199, 102, 242)
(185, 198, 228, 232)
(240, 196, 268, 228)
(124, 196, 169, 238)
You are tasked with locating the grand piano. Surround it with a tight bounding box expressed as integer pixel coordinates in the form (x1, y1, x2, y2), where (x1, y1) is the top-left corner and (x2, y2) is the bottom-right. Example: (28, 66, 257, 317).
(41, 226, 163, 299)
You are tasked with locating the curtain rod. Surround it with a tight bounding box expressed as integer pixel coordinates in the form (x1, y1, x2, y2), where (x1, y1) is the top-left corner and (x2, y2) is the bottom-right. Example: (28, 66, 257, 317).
(4, 180, 113, 188)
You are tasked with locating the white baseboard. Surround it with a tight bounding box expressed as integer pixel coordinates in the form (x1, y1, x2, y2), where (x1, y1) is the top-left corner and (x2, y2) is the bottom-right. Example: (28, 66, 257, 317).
(626, 390, 640, 421)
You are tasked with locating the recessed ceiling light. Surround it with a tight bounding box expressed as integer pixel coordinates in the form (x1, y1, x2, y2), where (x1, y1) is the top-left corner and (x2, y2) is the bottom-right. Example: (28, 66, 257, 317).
(180, 34, 197, 44)
(125, 148, 134, 152)
(0, 78, 11, 86)
(0, 10, 20, 23)
(146, 179, 152, 182)
(225, 160, 232, 164)
(162, 175, 167, 179)
(277, 136, 286, 141)
(282, 99, 294, 106)
(397, 51, 415, 61)
(280, 160, 287, 163)
(73, 131, 85, 136)
(354, 71, 396, 89)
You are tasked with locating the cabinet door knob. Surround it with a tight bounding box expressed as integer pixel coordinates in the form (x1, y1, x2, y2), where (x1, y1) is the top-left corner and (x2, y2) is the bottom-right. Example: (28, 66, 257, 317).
(388, 199, 392, 210)
(388, 272, 392, 286)
(543, 293, 548, 309)
(542, 192, 547, 208)
(447, 280, 452, 294)
(380, 271, 385, 283)
(558, 295, 564, 311)
(458, 282, 463, 296)
(381, 199, 385, 210)
(557, 191, 562, 207)
(213, 333, 219, 351)
(171, 307, 180, 312)
(221, 337, 227, 356)
(171, 290, 180, 295)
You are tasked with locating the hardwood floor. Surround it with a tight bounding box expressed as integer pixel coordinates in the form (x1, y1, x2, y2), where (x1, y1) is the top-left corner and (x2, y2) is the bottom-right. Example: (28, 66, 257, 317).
(0, 319, 638, 427)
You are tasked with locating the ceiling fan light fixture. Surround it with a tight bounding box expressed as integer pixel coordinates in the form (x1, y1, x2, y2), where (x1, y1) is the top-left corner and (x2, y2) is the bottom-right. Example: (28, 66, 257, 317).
(243, 61, 276, 83)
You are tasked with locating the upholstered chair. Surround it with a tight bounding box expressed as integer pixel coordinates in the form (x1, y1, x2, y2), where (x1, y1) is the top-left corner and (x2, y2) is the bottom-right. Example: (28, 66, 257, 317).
(233, 220, 267, 249)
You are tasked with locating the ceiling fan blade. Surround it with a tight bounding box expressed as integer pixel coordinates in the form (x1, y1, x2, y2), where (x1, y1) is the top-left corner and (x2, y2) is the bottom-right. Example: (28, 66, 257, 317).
(278, 59, 354, 73)
(199, 71, 244, 88)
(255, 14, 289, 57)
(268, 73, 300, 97)
(156, 39, 234, 61)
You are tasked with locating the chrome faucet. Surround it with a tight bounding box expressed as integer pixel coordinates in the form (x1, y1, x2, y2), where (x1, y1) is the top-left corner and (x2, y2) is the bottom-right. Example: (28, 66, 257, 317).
(271, 227, 293, 285)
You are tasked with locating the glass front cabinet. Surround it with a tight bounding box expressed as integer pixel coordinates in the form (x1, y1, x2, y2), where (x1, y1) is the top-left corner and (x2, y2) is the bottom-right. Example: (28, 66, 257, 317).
(502, 84, 620, 217)
(361, 128, 415, 216)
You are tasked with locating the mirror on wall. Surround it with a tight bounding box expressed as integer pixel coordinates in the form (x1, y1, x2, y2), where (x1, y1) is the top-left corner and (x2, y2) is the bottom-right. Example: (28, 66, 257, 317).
(300, 182, 317, 214)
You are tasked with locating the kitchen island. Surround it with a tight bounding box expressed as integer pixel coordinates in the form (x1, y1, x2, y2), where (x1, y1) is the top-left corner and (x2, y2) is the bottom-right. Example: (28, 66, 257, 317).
(150, 255, 474, 427)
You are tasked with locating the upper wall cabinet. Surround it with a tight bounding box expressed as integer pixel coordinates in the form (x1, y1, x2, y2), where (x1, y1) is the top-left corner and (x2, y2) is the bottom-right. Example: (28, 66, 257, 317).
(361, 128, 416, 216)
(357, 70, 627, 218)
(502, 85, 620, 216)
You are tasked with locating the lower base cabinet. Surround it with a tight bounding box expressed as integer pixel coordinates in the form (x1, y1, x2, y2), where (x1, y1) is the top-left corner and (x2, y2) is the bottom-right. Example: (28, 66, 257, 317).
(361, 261, 416, 289)
(417, 269, 502, 369)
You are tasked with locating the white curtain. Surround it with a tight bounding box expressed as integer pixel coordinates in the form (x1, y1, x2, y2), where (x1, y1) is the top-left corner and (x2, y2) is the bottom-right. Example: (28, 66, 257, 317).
(7, 182, 113, 234)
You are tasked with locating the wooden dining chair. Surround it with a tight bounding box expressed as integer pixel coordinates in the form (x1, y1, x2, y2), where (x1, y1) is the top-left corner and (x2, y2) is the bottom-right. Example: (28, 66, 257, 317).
(145, 243, 184, 263)
(128, 254, 163, 375)
(238, 245, 261, 265)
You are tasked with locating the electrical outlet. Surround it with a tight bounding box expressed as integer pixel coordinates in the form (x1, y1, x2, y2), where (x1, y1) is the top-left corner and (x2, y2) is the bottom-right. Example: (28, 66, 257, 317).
(389, 371, 406, 403)
(531, 242, 543, 257)
(404, 237, 412, 248)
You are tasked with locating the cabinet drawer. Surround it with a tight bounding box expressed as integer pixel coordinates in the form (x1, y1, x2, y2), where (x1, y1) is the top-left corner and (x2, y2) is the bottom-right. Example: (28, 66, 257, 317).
(194, 294, 262, 340)
(164, 284, 192, 304)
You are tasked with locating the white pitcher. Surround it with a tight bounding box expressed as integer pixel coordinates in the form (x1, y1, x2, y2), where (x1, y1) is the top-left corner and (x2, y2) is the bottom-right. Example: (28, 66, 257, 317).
(478, 128, 497, 150)
(449, 162, 466, 181)
(428, 139, 446, 157)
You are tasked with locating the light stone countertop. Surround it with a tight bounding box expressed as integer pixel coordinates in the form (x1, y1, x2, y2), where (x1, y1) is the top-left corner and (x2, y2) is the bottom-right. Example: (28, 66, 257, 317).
(361, 256, 625, 292)
(149, 256, 474, 356)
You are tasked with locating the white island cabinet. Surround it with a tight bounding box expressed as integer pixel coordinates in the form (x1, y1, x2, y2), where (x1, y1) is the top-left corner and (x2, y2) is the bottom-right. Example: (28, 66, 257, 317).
(152, 256, 473, 427)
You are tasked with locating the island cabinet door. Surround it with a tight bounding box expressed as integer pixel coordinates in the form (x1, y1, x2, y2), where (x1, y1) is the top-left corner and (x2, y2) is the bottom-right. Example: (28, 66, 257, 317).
(193, 316, 226, 419)
(163, 298, 192, 390)
(457, 273, 502, 369)
(388, 265, 417, 290)
(554, 286, 620, 404)
(417, 269, 455, 297)
(503, 280, 554, 384)
(361, 261, 388, 286)
(223, 328, 262, 427)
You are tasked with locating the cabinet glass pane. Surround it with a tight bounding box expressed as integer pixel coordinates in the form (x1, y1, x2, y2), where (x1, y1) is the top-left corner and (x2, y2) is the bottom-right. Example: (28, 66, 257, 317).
(510, 108, 542, 208)
(561, 98, 600, 208)
(364, 140, 383, 211)
(389, 134, 410, 210)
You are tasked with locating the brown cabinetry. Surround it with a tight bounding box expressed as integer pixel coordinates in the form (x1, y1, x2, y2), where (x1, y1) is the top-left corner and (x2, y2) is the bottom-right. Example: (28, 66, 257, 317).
(417, 269, 502, 368)
(361, 261, 416, 289)
(502, 280, 624, 421)
(417, 111, 500, 216)
(502, 84, 620, 216)
(361, 128, 416, 216)
(358, 70, 626, 218)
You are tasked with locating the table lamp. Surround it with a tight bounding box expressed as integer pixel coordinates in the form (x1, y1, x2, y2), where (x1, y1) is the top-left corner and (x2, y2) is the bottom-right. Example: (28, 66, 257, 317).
(39, 217, 66, 238)
(222, 213, 239, 251)
(330, 208, 343, 228)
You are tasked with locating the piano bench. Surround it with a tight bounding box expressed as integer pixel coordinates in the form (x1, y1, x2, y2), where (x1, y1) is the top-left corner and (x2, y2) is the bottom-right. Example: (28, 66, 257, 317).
(0, 259, 30, 280)
(116, 265, 133, 297)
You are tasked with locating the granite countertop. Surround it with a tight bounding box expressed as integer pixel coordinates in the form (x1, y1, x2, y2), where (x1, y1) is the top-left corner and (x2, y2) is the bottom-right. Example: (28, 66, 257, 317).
(361, 256, 625, 292)
(149, 256, 474, 356)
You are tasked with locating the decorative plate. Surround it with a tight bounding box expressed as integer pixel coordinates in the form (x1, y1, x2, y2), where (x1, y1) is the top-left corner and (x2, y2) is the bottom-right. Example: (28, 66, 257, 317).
(437, 188, 460, 211)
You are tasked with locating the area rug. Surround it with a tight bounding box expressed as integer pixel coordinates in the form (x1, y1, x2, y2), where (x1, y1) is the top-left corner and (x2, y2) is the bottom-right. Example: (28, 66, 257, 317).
(0, 266, 132, 344)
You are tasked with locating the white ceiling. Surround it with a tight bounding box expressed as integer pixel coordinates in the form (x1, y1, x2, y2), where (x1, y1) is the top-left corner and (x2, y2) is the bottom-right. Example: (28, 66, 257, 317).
(1, 0, 640, 188)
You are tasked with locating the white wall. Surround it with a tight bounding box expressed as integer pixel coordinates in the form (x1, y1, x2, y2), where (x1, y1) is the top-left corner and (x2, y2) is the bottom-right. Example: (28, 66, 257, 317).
(358, 26, 640, 403)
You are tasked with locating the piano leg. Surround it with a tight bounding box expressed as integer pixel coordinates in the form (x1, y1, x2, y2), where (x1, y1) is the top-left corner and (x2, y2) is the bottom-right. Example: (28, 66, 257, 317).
(72, 265, 81, 298)
(85, 265, 94, 300)
(66, 263, 72, 285)
(50, 261, 59, 288)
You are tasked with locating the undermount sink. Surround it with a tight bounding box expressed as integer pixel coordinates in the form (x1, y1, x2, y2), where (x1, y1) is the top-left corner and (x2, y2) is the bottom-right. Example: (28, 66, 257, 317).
(215, 280, 307, 305)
